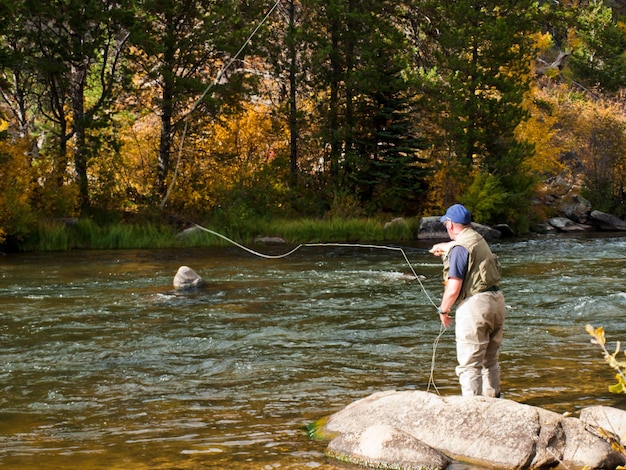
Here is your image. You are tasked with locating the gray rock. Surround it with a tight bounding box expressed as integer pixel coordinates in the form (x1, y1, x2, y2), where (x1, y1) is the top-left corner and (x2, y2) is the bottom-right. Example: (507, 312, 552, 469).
(384, 217, 408, 230)
(561, 416, 624, 469)
(253, 236, 287, 244)
(472, 222, 502, 239)
(580, 405, 626, 441)
(560, 194, 592, 223)
(312, 390, 625, 470)
(493, 223, 515, 237)
(548, 217, 595, 232)
(326, 424, 450, 470)
(417, 216, 448, 240)
(173, 266, 203, 289)
(175, 225, 203, 239)
(590, 210, 626, 231)
(418, 216, 501, 240)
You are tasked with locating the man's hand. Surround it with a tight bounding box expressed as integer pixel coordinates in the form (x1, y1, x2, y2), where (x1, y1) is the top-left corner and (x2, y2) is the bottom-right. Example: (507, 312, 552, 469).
(439, 312, 453, 328)
(429, 241, 452, 257)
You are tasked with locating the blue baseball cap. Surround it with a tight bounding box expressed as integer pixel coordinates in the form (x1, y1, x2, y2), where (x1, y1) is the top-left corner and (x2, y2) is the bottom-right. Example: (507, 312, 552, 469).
(440, 204, 471, 225)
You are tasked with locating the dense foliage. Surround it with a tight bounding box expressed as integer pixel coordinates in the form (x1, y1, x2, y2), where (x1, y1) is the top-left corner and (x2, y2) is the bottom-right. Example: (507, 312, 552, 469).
(0, 0, 625, 247)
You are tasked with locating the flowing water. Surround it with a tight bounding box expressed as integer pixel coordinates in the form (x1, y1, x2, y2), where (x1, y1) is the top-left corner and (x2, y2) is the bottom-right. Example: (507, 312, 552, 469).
(1, 234, 625, 469)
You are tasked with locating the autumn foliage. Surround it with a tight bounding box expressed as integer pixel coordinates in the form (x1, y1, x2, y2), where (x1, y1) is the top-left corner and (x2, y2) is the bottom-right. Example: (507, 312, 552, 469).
(0, 0, 625, 249)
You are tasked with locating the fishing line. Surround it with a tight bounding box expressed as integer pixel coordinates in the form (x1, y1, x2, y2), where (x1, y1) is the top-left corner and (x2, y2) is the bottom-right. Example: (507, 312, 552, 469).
(152, 0, 451, 392)
(192, 223, 438, 307)
(191, 222, 448, 393)
(160, 0, 282, 209)
(427, 324, 448, 395)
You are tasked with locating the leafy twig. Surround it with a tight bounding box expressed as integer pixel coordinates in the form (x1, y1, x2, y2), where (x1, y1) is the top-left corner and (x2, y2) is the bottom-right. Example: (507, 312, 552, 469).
(586, 324, 626, 394)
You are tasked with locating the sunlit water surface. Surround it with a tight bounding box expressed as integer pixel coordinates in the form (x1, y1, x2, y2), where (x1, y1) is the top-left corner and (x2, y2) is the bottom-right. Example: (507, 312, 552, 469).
(1, 234, 625, 469)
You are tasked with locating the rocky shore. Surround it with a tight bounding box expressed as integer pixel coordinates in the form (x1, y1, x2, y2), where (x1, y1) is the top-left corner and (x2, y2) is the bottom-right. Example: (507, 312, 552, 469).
(310, 390, 626, 470)
(417, 194, 626, 240)
(539, 193, 626, 233)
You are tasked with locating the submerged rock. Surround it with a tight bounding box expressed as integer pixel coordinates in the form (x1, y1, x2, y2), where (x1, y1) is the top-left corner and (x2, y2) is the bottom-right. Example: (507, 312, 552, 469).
(311, 390, 626, 470)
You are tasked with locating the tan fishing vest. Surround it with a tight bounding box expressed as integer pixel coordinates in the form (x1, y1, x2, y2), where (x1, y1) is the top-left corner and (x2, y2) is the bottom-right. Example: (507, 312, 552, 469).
(442, 227, 502, 301)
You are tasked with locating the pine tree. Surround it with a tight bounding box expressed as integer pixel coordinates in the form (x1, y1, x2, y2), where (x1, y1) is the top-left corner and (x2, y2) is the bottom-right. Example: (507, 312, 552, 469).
(568, 0, 626, 92)
(349, 20, 429, 213)
(301, 0, 429, 213)
(417, 0, 538, 222)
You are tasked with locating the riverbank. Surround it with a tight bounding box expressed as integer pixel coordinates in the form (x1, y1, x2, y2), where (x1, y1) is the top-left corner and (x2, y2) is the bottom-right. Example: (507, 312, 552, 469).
(9, 215, 422, 252)
(7, 210, 626, 253)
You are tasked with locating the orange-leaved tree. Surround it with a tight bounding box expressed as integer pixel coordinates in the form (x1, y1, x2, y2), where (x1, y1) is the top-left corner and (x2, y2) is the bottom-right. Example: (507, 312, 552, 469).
(0, 125, 36, 244)
(162, 102, 290, 222)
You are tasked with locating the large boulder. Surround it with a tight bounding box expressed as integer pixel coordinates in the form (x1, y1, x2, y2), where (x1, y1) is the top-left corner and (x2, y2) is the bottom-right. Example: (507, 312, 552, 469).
(311, 390, 626, 470)
(418, 217, 501, 240)
(471, 222, 503, 240)
(326, 424, 451, 470)
(417, 216, 448, 239)
(589, 210, 626, 231)
(173, 266, 203, 290)
(559, 194, 592, 224)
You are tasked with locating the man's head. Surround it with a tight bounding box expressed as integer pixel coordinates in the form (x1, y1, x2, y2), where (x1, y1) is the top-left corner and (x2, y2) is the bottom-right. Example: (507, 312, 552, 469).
(440, 204, 471, 239)
(440, 204, 471, 225)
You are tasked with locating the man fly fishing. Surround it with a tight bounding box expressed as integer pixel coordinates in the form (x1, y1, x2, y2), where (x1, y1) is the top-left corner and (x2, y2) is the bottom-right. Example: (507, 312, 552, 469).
(430, 204, 506, 397)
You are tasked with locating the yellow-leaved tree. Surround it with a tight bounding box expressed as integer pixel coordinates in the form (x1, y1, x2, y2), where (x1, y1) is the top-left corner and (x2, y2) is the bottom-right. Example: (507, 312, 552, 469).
(0, 125, 36, 244)
(515, 82, 568, 178)
(165, 102, 290, 221)
(116, 111, 161, 210)
(572, 99, 626, 217)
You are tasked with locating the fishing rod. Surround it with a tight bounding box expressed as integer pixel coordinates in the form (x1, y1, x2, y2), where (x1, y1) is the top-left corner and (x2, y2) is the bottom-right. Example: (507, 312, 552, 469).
(190, 222, 448, 394)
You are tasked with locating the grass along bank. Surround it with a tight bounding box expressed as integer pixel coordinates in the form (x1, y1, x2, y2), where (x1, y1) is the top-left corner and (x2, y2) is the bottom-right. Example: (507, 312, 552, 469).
(16, 216, 421, 252)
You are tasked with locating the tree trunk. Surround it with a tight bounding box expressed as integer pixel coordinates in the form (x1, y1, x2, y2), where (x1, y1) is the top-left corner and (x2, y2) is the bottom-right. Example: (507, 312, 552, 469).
(328, 23, 341, 180)
(287, 0, 298, 181)
(70, 62, 90, 211)
(156, 81, 174, 199)
(156, 11, 177, 201)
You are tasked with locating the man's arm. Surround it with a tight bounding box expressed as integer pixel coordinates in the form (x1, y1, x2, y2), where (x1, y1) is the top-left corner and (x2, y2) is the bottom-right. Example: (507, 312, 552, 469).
(437, 244, 468, 328)
(439, 277, 462, 328)
(440, 277, 462, 314)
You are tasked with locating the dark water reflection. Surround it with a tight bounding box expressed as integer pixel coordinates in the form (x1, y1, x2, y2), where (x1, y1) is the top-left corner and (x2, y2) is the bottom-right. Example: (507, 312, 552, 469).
(1, 234, 626, 469)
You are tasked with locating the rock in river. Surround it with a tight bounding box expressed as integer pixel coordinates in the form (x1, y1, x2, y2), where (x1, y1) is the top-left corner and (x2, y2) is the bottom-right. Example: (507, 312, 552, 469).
(173, 266, 203, 290)
(310, 390, 626, 469)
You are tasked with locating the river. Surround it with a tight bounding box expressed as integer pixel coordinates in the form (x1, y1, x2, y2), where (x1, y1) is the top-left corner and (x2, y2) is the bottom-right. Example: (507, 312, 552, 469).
(1, 234, 625, 469)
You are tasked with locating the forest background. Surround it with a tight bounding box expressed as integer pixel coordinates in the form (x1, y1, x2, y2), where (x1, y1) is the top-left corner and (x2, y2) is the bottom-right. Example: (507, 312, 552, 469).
(0, 0, 625, 251)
